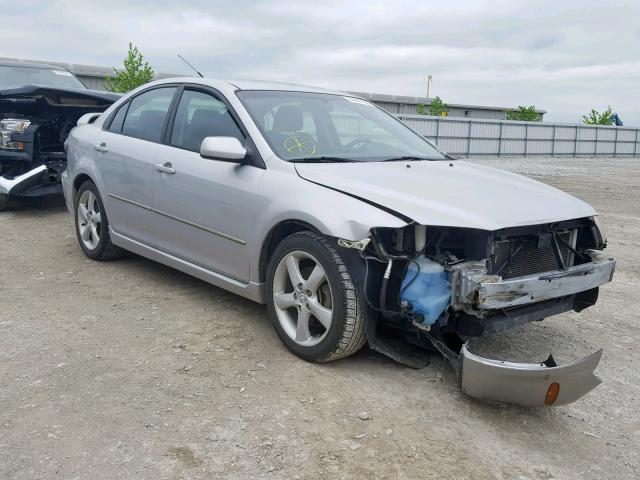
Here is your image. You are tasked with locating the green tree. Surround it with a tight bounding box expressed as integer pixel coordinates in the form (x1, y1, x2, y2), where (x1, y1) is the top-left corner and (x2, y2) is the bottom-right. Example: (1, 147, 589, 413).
(416, 97, 449, 116)
(105, 43, 154, 93)
(506, 105, 539, 122)
(582, 106, 613, 125)
(428, 96, 448, 116)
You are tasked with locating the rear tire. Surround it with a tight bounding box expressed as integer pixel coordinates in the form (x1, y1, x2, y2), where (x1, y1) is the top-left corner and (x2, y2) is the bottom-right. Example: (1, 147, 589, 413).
(0, 193, 9, 212)
(266, 231, 366, 362)
(74, 180, 123, 260)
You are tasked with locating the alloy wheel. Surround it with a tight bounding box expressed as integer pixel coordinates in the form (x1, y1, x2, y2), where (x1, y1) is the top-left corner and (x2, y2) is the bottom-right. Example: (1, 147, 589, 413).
(77, 190, 102, 250)
(272, 250, 333, 347)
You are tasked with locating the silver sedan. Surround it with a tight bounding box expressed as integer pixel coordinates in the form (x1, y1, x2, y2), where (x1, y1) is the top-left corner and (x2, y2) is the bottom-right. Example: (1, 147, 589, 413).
(63, 78, 614, 406)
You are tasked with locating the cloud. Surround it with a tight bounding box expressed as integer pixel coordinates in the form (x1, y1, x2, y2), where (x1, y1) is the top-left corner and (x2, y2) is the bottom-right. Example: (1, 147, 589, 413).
(1, 0, 638, 124)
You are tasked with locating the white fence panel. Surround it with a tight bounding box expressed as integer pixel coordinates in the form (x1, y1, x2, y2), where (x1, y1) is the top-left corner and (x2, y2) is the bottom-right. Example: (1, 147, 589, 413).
(396, 114, 640, 157)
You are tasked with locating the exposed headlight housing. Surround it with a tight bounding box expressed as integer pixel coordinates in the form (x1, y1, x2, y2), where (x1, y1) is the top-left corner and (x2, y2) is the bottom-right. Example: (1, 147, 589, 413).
(0, 118, 31, 150)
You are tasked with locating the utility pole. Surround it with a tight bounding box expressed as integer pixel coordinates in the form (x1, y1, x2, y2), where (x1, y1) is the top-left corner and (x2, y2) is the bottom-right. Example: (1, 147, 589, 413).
(426, 75, 433, 99)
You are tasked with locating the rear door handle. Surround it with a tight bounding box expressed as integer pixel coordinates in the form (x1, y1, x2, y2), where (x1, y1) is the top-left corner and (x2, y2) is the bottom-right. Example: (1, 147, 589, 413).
(94, 142, 108, 153)
(154, 162, 176, 175)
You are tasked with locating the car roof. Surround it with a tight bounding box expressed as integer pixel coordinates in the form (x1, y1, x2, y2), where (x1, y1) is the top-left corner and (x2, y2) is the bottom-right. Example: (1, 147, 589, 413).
(150, 76, 349, 96)
(228, 79, 344, 94)
(0, 58, 70, 71)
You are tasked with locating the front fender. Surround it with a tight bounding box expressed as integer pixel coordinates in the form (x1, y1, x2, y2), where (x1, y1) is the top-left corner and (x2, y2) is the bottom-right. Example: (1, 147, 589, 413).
(247, 169, 408, 283)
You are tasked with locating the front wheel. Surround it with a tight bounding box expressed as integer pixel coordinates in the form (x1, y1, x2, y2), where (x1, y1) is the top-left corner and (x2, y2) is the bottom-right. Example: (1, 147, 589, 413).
(0, 193, 9, 212)
(266, 231, 366, 362)
(74, 180, 123, 260)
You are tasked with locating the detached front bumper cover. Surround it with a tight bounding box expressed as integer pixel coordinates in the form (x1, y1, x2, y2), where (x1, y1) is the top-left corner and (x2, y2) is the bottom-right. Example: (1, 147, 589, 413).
(460, 345, 602, 406)
(428, 336, 603, 407)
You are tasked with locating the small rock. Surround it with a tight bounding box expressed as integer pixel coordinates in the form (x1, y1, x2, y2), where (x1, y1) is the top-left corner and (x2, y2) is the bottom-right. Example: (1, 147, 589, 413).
(357, 412, 370, 421)
(385, 429, 393, 435)
(239, 387, 245, 393)
(353, 433, 369, 439)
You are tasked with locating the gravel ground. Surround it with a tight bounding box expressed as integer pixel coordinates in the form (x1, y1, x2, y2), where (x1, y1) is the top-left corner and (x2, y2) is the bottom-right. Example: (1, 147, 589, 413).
(1, 156, 638, 480)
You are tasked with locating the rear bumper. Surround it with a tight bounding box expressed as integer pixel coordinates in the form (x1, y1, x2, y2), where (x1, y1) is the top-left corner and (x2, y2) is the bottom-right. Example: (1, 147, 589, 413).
(460, 345, 602, 406)
(451, 250, 615, 311)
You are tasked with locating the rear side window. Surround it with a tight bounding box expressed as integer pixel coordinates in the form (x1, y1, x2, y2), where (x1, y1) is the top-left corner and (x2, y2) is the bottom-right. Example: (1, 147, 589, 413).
(170, 89, 244, 152)
(122, 87, 177, 143)
(108, 102, 129, 133)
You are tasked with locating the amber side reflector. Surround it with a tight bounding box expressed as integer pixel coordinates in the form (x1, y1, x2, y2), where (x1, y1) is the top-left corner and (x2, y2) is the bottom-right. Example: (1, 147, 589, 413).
(545, 382, 560, 405)
(17, 142, 24, 150)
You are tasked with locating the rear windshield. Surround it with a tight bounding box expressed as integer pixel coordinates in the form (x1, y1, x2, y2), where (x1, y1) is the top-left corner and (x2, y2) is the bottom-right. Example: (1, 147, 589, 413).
(0, 65, 87, 90)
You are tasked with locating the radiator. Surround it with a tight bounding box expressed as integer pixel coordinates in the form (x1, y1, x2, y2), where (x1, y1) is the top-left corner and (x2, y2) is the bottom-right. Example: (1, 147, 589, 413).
(489, 229, 577, 279)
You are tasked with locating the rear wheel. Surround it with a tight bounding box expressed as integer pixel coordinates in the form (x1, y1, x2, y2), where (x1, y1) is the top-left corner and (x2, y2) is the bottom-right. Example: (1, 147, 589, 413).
(74, 180, 123, 260)
(0, 193, 9, 212)
(266, 231, 366, 362)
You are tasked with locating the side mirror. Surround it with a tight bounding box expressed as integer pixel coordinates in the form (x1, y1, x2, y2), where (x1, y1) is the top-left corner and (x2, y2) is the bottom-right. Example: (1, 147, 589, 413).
(200, 136, 247, 163)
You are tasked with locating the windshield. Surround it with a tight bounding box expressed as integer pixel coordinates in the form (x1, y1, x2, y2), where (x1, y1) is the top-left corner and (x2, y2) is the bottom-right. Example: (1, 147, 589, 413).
(0, 65, 87, 90)
(237, 90, 444, 162)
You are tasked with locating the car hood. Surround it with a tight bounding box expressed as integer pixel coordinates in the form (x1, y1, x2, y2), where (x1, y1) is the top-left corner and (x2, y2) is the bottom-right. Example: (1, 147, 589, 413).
(295, 160, 596, 231)
(0, 84, 119, 115)
(0, 84, 120, 102)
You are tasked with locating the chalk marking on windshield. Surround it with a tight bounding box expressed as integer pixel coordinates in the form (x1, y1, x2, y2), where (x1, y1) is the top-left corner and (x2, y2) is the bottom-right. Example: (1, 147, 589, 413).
(284, 133, 317, 155)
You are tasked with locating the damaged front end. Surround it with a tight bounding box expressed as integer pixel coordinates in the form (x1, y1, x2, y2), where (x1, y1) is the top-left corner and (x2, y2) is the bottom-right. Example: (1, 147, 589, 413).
(342, 217, 614, 406)
(0, 85, 117, 200)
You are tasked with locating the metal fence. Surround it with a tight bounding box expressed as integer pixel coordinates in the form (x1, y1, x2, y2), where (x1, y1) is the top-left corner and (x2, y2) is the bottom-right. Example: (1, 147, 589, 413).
(396, 114, 640, 157)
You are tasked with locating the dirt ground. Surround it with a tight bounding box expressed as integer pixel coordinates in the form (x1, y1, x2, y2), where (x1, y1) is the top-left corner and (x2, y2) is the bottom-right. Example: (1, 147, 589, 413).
(1, 156, 639, 480)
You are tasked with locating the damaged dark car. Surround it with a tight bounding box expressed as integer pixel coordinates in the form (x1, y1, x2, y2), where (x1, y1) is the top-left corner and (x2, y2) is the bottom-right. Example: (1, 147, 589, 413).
(0, 60, 118, 210)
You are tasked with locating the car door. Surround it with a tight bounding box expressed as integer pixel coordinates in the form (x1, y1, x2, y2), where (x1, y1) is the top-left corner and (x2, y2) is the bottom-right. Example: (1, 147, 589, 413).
(151, 87, 266, 282)
(96, 86, 177, 245)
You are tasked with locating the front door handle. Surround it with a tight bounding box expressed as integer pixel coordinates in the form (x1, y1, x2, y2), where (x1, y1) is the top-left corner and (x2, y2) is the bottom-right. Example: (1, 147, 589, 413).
(94, 142, 108, 153)
(154, 162, 176, 175)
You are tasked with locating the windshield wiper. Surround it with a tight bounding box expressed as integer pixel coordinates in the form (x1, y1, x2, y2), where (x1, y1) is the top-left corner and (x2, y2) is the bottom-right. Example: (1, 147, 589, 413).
(382, 156, 434, 162)
(290, 156, 357, 163)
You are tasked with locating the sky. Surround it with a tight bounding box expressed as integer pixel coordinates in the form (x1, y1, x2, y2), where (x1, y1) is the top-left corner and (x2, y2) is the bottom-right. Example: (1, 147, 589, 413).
(3, 0, 640, 124)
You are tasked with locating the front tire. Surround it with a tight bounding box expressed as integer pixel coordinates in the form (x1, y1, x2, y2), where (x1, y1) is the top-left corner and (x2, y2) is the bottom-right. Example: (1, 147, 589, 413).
(74, 180, 123, 260)
(0, 193, 9, 212)
(266, 231, 366, 362)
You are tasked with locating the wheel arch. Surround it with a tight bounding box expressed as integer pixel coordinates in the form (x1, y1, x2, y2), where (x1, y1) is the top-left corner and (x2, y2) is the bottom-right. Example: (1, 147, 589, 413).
(72, 172, 96, 200)
(258, 219, 322, 284)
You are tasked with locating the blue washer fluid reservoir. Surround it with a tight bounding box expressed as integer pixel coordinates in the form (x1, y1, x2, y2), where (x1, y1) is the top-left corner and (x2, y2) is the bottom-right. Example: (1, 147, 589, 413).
(400, 255, 451, 326)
